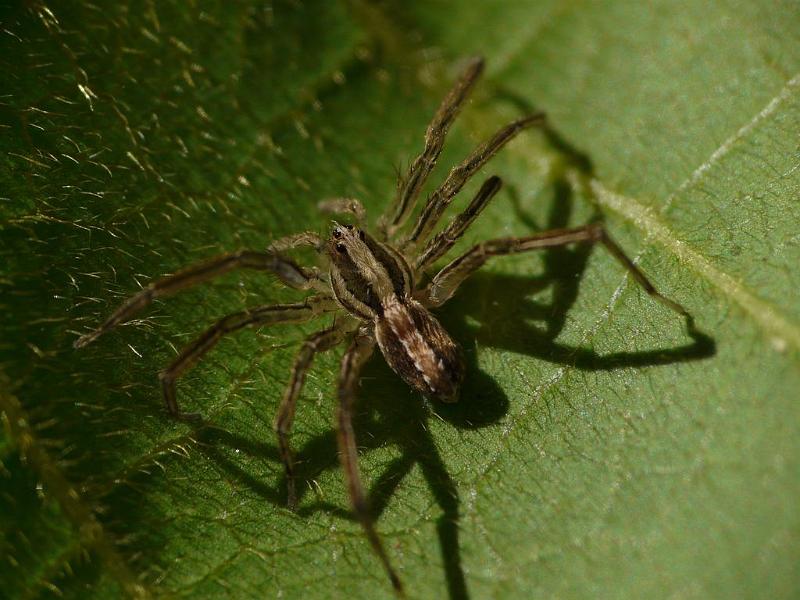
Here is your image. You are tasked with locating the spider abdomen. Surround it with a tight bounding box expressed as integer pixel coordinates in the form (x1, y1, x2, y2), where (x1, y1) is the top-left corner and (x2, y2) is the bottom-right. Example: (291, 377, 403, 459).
(375, 298, 464, 403)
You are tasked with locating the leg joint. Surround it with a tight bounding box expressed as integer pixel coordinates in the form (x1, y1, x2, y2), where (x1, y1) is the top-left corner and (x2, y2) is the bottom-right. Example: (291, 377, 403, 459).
(274, 417, 291, 435)
(587, 222, 605, 241)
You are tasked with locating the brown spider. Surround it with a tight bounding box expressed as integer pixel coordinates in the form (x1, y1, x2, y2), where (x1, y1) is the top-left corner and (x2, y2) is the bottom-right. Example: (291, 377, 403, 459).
(74, 57, 691, 595)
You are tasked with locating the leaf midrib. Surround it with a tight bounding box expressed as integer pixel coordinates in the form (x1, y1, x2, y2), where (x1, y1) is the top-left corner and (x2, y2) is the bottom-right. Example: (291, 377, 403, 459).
(354, 0, 800, 355)
(489, 72, 800, 355)
(589, 177, 800, 354)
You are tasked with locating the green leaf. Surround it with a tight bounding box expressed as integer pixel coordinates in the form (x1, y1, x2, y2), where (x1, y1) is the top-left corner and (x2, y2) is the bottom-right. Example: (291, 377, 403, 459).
(2, 1, 798, 598)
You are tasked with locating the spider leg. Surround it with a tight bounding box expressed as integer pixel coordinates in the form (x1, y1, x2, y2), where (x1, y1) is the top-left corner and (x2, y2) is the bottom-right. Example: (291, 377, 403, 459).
(317, 198, 367, 225)
(424, 223, 690, 320)
(380, 57, 485, 239)
(415, 175, 503, 271)
(276, 322, 351, 510)
(336, 331, 404, 595)
(403, 111, 545, 250)
(159, 296, 335, 421)
(266, 231, 325, 253)
(74, 234, 325, 349)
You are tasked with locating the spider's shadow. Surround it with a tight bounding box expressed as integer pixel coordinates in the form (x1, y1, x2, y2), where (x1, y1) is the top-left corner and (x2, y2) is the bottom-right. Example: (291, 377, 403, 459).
(194, 140, 715, 599)
(194, 352, 504, 600)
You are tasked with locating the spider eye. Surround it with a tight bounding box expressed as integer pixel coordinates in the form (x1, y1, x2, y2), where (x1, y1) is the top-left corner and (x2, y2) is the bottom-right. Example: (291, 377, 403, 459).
(332, 228, 342, 239)
(344, 224, 353, 230)
(335, 242, 347, 254)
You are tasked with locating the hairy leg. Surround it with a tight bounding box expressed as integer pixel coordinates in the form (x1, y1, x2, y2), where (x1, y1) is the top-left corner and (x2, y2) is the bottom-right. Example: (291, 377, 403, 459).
(414, 175, 503, 270)
(380, 57, 484, 238)
(425, 223, 690, 320)
(336, 331, 404, 595)
(403, 112, 545, 249)
(275, 322, 350, 509)
(159, 297, 335, 420)
(74, 235, 324, 349)
(266, 231, 325, 253)
(317, 198, 367, 224)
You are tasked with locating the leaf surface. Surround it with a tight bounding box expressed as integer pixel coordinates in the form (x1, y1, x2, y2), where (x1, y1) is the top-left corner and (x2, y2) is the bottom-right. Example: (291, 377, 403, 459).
(1, 1, 798, 598)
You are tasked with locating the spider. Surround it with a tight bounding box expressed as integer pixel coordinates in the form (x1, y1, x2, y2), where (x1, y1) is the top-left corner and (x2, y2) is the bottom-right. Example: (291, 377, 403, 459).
(74, 57, 692, 595)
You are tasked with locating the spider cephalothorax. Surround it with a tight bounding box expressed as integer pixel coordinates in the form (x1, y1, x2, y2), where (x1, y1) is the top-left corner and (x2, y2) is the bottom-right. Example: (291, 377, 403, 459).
(74, 57, 691, 595)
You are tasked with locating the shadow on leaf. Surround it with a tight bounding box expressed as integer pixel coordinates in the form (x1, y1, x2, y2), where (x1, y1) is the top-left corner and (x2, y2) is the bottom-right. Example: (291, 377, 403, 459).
(191, 161, 715, 600)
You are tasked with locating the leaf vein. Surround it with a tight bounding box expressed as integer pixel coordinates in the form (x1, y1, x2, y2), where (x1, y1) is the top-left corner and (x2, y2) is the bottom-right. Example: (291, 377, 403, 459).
(591, 179, 800, 353)
(463, 268, 634, 511)
(664, 71, 800, 206)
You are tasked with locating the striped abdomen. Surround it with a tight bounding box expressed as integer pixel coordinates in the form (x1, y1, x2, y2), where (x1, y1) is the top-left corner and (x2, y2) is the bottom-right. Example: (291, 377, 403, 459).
(374, 298, 464, 403)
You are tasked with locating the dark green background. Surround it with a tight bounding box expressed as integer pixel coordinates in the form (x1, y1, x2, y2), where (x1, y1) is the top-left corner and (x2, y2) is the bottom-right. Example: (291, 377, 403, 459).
(1, 1, 798, 598)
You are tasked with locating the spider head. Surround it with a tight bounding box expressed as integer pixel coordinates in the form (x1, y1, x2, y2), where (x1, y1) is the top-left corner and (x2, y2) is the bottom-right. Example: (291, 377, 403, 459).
(327, 221, 366, 260)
